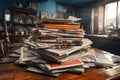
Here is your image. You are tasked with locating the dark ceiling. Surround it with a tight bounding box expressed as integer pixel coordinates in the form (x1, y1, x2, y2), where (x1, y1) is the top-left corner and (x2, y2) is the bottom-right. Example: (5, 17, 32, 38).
(55, 0, 98, 7)
(13, 0, 100, 7)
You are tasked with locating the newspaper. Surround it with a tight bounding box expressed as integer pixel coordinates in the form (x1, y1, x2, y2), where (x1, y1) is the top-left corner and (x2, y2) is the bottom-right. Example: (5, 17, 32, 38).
(20, 47, 38, 61)
(45, 39, 92, 56)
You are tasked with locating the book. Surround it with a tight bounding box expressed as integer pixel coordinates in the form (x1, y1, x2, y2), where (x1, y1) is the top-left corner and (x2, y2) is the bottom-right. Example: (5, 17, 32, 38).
(51, 66, 84, 74)
(47, 59, 83, 70)
(39, 28, 85, 38)
(44, 24, 80, 30)
(42, 28, 84, 34)
(35, 59, 83, 73)
(26, 66, 60, 77)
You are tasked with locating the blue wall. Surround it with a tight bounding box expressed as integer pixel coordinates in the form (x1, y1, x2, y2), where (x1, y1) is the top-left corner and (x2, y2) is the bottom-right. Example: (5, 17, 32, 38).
(0, 0, 12, 17)
(0, 0, 64, 18)
(37, 0, 64, 18)
(56, 4, 64, 13)
(0, 0, 28, 17)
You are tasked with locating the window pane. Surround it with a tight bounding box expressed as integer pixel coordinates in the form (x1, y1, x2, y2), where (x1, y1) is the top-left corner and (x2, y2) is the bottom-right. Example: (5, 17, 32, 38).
(98, 5, 104, 34)
(118, 1, 120, 29)
(90, 8, 94, 34)
(105, 2, 117, 33)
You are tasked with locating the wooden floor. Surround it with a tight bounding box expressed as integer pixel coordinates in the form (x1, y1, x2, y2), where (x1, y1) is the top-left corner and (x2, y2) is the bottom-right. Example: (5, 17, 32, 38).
(0, 63, 120, 80)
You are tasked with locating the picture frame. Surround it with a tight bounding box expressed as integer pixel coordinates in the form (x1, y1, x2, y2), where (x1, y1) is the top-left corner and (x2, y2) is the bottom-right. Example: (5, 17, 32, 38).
(39, 11, 48, 19)
(56, 11, 64, 19)
(29, 2, 37, 10)
(26, 15, 33, 24)
(4, 9, 11, 21)
(52, 11, 64, 19)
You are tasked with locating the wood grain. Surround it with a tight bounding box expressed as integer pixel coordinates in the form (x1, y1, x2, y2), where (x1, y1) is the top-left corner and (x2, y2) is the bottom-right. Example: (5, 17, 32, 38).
(0, 63, 120, 80)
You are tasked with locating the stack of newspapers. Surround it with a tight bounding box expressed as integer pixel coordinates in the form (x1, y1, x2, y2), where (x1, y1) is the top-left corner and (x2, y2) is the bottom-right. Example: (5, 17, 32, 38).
(11, 28, 120, 77)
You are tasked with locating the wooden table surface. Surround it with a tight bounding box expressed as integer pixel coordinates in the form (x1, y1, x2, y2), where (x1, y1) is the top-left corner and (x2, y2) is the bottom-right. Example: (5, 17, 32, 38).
(0, 63, 120, 80)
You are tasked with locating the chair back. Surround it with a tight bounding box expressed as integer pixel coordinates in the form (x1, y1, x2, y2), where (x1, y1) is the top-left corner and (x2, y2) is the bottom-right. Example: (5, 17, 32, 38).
(4, 21, 11, 45)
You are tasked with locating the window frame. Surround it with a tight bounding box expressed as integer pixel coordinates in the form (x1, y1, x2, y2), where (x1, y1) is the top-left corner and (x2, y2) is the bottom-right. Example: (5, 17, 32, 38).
(103, 0, 120, 34)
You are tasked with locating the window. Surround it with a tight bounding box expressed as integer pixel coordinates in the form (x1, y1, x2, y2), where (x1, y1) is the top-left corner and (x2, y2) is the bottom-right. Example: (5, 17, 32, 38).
(104, 1, 120, 34)
(104, 2, 117, 33)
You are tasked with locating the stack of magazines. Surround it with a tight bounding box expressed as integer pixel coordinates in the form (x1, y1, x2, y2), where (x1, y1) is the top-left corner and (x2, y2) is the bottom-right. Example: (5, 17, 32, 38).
(11, 28, 120, 77)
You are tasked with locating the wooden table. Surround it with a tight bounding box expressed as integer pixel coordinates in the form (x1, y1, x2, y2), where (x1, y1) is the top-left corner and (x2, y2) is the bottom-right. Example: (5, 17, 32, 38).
(0, 63, 120, 80)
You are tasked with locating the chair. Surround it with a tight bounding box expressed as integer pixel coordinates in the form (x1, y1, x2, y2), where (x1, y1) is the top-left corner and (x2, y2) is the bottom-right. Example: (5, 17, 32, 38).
(4, 21, 24, 53)
(0, 18, 7, 59)
(0, 40, 6, 57)
(0, 21, 24, 63)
